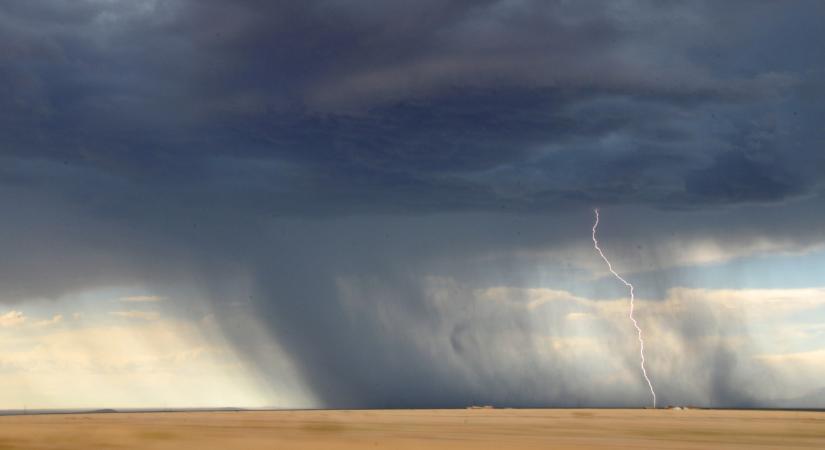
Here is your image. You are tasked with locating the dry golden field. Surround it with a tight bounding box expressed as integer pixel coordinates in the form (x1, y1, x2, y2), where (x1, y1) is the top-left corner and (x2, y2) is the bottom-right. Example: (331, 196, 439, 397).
(0, 408, 823, 449)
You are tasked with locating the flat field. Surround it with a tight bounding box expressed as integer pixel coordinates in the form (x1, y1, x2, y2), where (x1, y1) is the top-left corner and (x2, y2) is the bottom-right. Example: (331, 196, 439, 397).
(0, 408, 823, 449)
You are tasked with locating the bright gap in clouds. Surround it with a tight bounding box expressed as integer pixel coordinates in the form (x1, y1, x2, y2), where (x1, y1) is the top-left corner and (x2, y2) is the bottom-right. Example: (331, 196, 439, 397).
(0, 288, 316, 410)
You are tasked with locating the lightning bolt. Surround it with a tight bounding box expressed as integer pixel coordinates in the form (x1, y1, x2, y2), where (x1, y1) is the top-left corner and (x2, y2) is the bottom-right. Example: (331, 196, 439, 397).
(591, 209, 657, 408)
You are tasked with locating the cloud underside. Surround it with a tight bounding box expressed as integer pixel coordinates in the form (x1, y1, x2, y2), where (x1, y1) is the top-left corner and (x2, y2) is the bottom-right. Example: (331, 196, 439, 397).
(1, 0, 823, 216)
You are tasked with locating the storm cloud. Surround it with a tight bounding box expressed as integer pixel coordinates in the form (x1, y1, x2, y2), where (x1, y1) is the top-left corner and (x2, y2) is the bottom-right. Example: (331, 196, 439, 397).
(1, 0, 824, 408)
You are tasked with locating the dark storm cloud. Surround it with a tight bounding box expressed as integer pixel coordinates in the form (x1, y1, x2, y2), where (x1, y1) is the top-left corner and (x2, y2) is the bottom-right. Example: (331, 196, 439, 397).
(1, 0, 824, 408)
(685, 151, 807, 203)
(1, 0, 821, 213)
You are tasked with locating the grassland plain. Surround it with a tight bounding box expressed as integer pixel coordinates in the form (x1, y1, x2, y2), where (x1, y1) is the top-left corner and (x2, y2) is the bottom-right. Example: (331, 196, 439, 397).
(0, 408, 823, 449)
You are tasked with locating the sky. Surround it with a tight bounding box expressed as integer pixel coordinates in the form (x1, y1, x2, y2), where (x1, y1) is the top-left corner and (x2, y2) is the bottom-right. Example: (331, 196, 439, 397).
(1, 0, 825, 409)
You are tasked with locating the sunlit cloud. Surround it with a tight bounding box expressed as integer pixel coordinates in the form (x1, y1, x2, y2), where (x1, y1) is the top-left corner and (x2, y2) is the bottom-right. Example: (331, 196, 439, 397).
(110, 310, 161, 321)
(0, 305, 316, 409)
(659, 287, 825, 319)
(0, 310, 26, 327)
(33, 314, 63, 327)
(565, 312, 595, 321)
(119, 295, 165, 303)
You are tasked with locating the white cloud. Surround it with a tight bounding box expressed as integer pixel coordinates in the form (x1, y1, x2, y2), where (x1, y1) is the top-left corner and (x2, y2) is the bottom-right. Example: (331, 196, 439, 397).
(118, 295, 164, 303)
(0, 315, 308, 409)
(33, 314, 63, 327)
(565, 312, 594, 321)
(756, 348, 825, 367)
(110, 310, 160, 321)
(478, 287, 589, 310)
(754, 349, 825, 398)
(660, 287, 825, 319)
(0, 310, 26, 327)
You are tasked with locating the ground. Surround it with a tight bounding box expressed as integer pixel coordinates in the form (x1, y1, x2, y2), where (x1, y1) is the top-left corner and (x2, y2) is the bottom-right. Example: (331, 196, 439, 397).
(0, 408, 823, 449)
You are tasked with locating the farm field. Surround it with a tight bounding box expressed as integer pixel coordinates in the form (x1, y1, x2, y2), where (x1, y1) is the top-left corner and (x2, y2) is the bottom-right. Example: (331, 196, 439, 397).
(0, 408, 823, 449)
